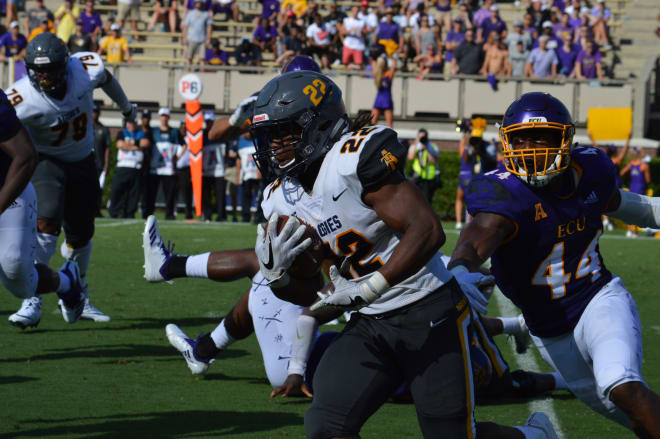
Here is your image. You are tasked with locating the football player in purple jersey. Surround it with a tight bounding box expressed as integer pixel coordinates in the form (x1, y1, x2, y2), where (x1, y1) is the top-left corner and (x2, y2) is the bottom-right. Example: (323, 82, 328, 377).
(449, 92, 660, 437)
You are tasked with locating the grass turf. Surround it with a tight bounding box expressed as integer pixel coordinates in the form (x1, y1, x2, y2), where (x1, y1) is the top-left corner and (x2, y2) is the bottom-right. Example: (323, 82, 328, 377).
(0, 218, 658, 438)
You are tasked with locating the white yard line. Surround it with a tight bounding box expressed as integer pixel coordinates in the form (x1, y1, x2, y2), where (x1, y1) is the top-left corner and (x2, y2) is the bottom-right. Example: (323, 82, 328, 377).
(493, 288, 565, 438)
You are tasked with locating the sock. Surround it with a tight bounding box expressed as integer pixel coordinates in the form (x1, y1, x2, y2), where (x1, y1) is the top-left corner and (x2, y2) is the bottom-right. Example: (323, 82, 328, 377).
(185, 253, 210, 278)
(162, 255, 188, 279)
(210, 319, 236, 350)
(69, 241, 92, 277)
(35, 233, 58, 265)
(514, 426, 546, 439)
(500, 317, 522, 335)
(56, 271, 71, 293)
(551, 372, 568, 390)
(194, 333, 221, 361)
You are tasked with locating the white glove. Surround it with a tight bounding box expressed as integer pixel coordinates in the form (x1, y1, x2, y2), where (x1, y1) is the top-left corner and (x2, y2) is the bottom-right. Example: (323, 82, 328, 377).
(310, 266, 389, 312)
(256, 213, 312, 287)
(450, 265, 495, 315)
(122, 103, 137, 123)
(229, 94, 258, 127)
(99, 170, 106, 189)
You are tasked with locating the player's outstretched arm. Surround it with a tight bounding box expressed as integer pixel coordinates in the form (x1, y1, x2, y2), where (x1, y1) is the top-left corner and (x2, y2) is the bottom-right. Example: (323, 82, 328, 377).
(0, 127, 37, 214)
(208, 94, 257, 142)
(99, 69, 135, 120)
(605, 188, 660, 230)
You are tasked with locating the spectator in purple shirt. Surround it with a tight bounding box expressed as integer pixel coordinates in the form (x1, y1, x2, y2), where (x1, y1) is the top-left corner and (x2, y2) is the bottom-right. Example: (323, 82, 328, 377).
(377, 8, 402, 57)
(472, 0, 493, 27)
(553, 12, 573, 40)
(260, 0, 280, 20)
(444, 17, 465, 67)
(253, 17, 278, 54)
(0, 21, 27, 60)
(522, 13, 537, 40)
(79, 0, 102, 43)
(568, 4, 582, 29)
(477, 4, 507, 43)
(205, 38, 229, 65)
(575, 39, 603, 80)
(555, 32, 577, 76)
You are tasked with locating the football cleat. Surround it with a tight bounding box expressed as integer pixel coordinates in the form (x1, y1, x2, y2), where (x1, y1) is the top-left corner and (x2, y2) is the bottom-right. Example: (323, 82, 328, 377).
(525, 412, 559, 439)
(57, 261, 84, 323)
(143, 215, 174, 284)
(165, 324, 212, 375)
(8, 296, 42, 329)
(80, 289, 111, 322)
(514, 314, 531, 354)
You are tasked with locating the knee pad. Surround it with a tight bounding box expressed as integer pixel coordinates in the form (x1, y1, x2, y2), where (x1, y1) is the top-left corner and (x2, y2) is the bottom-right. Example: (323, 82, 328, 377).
(0, 257, 37, 299)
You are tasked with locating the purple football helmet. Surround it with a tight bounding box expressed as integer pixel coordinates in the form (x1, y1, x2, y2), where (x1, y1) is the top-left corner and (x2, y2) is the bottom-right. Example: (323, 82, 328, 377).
(281, 55, 321, 74)
(500, 92, 575, 187)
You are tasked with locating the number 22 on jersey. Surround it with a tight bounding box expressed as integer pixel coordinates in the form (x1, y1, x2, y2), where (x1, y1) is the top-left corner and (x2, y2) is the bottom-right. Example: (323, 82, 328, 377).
(532, 230, 602, 299)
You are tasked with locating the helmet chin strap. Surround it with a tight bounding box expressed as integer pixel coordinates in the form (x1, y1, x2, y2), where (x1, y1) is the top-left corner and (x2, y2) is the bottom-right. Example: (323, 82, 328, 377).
(517, 152, 564, 188)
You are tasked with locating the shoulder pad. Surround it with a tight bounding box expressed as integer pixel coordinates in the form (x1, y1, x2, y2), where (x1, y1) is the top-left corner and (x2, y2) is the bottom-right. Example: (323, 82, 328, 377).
(71, 52, 106, 87)
(355, 126, 406, 190)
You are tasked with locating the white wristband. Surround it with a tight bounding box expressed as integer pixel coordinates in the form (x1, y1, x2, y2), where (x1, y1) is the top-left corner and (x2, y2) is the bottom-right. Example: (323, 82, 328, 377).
(365, 271, 390, 296)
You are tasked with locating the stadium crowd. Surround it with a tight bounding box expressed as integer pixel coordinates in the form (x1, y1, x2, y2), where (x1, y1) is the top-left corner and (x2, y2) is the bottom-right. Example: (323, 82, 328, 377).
(0, 0, 623, 80)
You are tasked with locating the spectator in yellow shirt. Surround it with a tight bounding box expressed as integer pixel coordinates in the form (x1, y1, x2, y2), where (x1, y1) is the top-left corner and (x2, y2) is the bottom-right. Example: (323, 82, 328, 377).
(281, 0, 307, 17)
(55, 0, 80, 43)
(98, 23, 132, 63)
(28, 18, 55, 42)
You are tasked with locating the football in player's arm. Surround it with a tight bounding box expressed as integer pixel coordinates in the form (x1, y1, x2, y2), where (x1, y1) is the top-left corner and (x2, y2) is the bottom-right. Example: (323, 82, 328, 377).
(449, 92, 660, 438)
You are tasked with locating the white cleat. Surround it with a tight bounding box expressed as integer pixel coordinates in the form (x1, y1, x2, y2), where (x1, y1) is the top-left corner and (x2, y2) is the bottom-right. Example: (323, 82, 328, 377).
(166, 324, 212, 375)
(143, 215, 174, 284)
(8, 296, 42, 329)
(514, 314, 531, 354)
(80, 289, 111, 322)
(57, 261, 85, 324)
(455, 222, 463, 230)
(525, 412, 559, 439)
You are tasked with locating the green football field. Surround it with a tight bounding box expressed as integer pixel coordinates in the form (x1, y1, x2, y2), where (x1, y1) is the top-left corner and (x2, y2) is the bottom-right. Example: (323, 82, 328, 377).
(1, 218, 658, 438)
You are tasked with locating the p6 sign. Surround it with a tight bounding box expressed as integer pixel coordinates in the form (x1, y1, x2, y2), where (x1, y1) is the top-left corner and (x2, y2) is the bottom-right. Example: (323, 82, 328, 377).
(178, 73, 203, 101)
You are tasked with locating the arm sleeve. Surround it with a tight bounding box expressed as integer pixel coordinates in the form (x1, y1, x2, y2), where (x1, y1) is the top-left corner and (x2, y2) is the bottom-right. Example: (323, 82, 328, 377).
(356, 128, 407, 191)
(100, 70, 132, 114)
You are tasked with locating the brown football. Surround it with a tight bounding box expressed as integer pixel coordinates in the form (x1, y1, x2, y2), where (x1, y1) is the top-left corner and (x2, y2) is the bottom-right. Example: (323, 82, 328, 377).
(266, 214, 325, 279)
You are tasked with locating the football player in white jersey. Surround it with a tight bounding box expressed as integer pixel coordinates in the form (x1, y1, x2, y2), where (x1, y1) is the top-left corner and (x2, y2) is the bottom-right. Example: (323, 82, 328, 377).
(0, 88, 86, 327)
(249, 71, 558, 439)
(6, 33, 137, 327)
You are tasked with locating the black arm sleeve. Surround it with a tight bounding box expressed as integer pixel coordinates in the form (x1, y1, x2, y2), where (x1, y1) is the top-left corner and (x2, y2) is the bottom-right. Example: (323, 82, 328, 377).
(356, 128, 407, 192)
